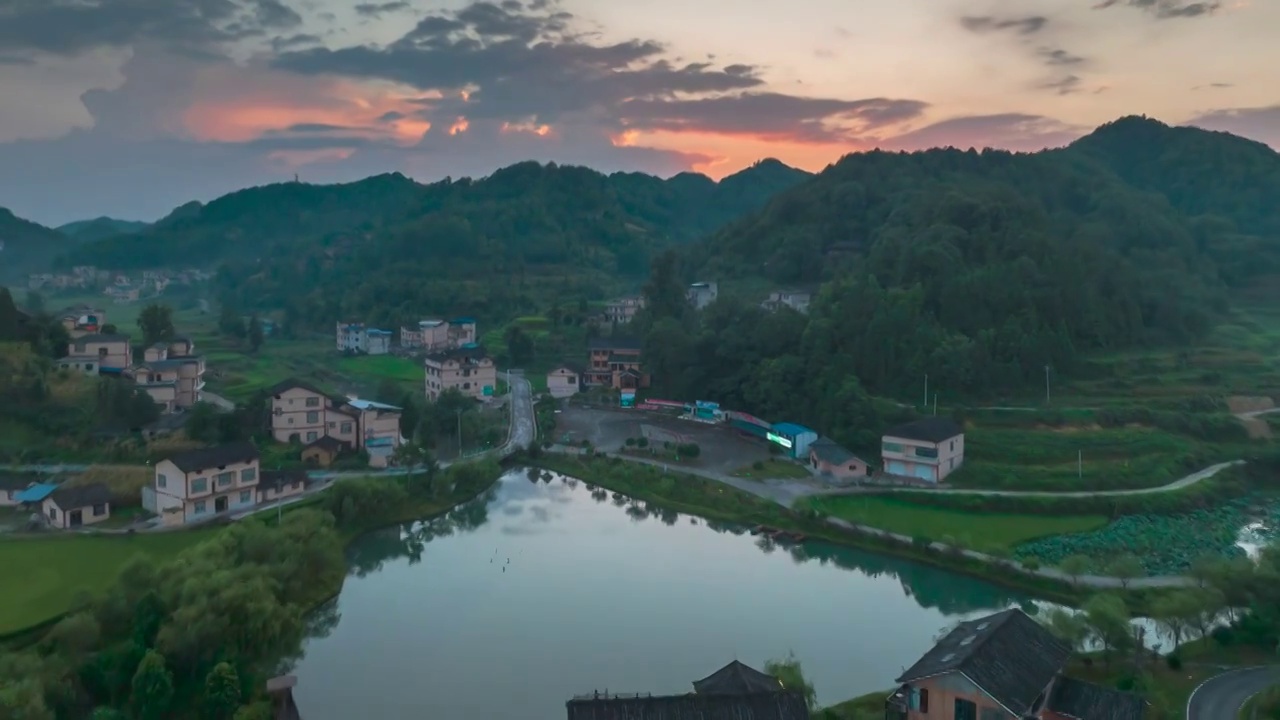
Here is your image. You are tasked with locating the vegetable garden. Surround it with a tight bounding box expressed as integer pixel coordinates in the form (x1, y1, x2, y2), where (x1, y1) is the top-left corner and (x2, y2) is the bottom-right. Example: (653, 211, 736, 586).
(1013, 497, 1280, 575)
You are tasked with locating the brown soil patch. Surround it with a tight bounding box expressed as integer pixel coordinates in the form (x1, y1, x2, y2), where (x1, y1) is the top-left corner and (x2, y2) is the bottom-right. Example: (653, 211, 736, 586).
(1242, 418, 1273, 440)
(1227, 395, 1276, 414)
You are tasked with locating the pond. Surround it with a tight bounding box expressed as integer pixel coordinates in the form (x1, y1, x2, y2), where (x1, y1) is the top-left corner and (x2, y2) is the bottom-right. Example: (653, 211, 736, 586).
(289, 469, 1064, 719)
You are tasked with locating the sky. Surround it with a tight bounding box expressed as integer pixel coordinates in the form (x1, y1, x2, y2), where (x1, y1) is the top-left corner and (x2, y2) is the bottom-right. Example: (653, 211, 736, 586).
(0, 0, 1276, 226)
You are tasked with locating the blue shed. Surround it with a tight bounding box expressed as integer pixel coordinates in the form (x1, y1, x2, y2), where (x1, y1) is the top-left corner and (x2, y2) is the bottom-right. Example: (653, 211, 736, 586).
(14, 483, 58, 504)
(767, 423, 819, 459)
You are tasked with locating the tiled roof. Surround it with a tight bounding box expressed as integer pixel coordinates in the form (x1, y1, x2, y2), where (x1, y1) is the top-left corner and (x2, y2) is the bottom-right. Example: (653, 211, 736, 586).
(885, 417, 963, 444)
(693, 661, 784, 695)
(896, 608, 1071, 716)
(1048, 676, 1147, 720)
(809, 437, 861, 466)
(163, 441, 260, 474)
(50, 482, 111, 509)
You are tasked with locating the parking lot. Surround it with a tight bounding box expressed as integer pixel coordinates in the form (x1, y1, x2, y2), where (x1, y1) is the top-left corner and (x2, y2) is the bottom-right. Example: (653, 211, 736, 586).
(554, 406, 773, 474)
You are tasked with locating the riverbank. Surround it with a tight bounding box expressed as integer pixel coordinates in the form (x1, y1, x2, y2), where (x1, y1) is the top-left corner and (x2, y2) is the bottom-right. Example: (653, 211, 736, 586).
(522, 452, 1140, 608)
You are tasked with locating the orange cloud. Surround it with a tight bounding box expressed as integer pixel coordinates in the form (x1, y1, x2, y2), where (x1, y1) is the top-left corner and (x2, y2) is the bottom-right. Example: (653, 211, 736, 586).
(501, 120, 551, 136)
(448, 117, 470, 135)
(179, 63, 433, 146)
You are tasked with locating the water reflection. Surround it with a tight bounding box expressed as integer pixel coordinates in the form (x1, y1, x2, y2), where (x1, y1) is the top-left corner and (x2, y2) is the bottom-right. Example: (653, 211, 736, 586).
(294, 470, 1043, 719)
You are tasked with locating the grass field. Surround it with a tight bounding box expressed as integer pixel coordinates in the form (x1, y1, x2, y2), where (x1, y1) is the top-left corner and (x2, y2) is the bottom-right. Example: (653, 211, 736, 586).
(0, 530, 218, 635)
(802, 496, 1108, 554)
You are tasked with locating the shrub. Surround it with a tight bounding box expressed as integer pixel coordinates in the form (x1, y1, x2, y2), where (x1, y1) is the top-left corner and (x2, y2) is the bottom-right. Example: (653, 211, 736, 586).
(1166, 655, 1183, 670)
(752, 460, 764, 470)
(637, 437, 649, 448)
(677, 443, 701, 458)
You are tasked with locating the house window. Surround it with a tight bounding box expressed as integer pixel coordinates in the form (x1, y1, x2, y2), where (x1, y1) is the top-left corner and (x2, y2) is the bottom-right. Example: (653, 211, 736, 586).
(157, 474, 167, 489)
(191, 478, 208, 493)
(954, 699, 976, 720)
(883, 442, 904, 453)
(341, 422, 353, 434)
(950, 440, 956, 451)
(240, 468, 257, 483)
(306, 431, 318, 442)
(919, 688, 929, 713)
(239, 490, 252, 504)
(463, 382, 470, 390)
(92, 504, 106, 516)
(305, 396, 320, 407)
(216, 472, 233, 487)
(194, 500, 206, 514)
(48, 508, 58, 520)
(916, 447, 939, 459)
(306, 411, 319, 423)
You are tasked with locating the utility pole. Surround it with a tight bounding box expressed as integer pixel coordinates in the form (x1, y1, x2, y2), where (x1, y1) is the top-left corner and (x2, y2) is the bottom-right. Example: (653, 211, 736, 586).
(924, 374, 928, 409)
(933, 393, 938, 416)
(457, 409, 463, 458)
(1044, 365, 1051, 405)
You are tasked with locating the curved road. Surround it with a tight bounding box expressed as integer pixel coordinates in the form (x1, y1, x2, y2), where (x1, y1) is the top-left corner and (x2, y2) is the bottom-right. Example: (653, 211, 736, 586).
(1188, 667, 1280, 720)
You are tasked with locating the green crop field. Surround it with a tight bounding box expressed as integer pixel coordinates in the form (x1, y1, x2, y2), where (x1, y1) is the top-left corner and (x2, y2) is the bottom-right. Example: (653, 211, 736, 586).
(0, 530, 218, 635)
(951, 425, 1237, 492)
(800, 496, 1108, 554)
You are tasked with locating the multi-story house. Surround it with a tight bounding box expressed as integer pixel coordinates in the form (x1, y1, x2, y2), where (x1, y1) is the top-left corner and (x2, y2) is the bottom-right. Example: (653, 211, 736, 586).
(888, 608, 1145, 720)
(146, 442, 262, 525)
(424, 345, 497, 400)
(266, 379, 400, 465)
(583, 337, 648, 390)
(337, 322, 393, 354)
(687, 281, 718, 309)
(67, 333, 131, 372)
(401, 319, 449, 349)
(337, 322, 368, 352)
(127, 338, 205, 412)
(761, 290, 811, 314)
(881, 417, 965, 482)
(604, 296, 645, 324)
(447, 317, 477, 346)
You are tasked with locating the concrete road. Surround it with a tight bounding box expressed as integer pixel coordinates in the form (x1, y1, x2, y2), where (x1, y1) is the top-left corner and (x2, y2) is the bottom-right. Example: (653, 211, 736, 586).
(504, 371, 535, 450)
(1188, 667, 1280, 720)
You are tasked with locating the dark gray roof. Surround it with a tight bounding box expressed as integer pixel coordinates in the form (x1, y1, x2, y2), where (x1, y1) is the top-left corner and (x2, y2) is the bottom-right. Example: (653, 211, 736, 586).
(896, 608, 1070, 716)
(50, 483, 111, 509)
(1049, 677, 1147, 720)
(261, 469, 309, 493)
(566, 691, 808, 720)
(267, 378, 329, 397)
(0, 476, 34, 491)
(304, 435, 346, 452)
(809, 437, 860, 466)
(552, 361, 585, 374)
(71, 333, 130, 346)
(588, 336, 643, 351)
(693, 661, 784, 695)
(164, 441, 260, 474)
(426, 345, 490, 363)
(885, 417, 963, 444)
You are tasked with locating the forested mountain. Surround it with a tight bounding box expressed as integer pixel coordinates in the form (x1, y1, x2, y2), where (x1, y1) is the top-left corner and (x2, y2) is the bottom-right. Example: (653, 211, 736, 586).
(56, 217, 151, 243)
(0, 208, 76, 283)
(630, 117, 1280, 448)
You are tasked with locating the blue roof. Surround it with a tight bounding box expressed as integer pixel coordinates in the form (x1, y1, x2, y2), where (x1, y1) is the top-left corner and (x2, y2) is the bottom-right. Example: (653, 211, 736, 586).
(15, 483, 58, 503)
(367, 329, 392, 336)
(450, 317, 476, 324)
(460, 342, 479, 349)
(771, 422, 814, 436)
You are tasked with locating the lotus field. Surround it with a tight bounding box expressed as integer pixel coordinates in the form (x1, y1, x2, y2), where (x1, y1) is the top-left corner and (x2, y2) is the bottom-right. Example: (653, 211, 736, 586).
(1013, 498, 1278, 576)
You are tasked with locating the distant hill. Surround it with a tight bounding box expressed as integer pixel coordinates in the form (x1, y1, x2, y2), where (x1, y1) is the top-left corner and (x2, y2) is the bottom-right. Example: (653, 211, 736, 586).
(57, 217, 151, 243)
(0, 208, 76, 283)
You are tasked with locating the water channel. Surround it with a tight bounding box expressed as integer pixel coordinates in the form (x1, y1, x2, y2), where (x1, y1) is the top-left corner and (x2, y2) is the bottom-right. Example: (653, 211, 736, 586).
(289, 469, 1108, 719)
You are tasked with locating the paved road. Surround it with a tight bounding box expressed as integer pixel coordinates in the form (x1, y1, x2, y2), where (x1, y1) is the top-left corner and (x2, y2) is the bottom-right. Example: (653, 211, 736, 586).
(200, 390, 236, 411)
(1188, 667, 1280, 720)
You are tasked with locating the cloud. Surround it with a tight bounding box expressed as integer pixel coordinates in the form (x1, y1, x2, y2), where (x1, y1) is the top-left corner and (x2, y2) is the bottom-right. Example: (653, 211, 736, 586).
(1191, 82, 1233, 90)
(1186, 105, 1280, 147)
(958, 15, 1049, 35)
(0, 0, 303, 57)
(1039, 75, 1082, 95)
(1038, 48, 1085, 66)
(879, 114, 1086, 153)
(354, 2, 411, 18)
(1091, 0, 1222, 19)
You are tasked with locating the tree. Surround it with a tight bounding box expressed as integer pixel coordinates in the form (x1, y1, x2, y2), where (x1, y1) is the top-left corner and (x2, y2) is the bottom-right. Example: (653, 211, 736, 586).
(1106, 554, 1144, 590)
(137, 303, 175, 346)
(219, 304, 246, 339)
(1082, 594, 1132, 669)
(504, 325, 534, 367)
(90, 709, 126, 720)
(1040, 607, 1090, 652)
(202, 662, 242, 720)
(130, 650, 174, 720)
(1152, 590, 1201, 648)
(1058, 554, 1092, 587)
(247, 313, 264, 353)
(24, 290, 45, 314)
(764, 651, 817, 710)
(0, 287, 20, 341)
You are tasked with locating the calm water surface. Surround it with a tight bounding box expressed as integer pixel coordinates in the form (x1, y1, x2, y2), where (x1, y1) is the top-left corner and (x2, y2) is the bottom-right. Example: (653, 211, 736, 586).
(292, 469, 1036, 719)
